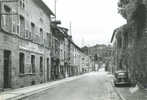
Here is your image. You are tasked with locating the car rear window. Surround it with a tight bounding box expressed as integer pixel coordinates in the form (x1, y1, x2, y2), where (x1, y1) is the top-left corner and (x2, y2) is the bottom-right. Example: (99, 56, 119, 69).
(118, 72, 125, 76)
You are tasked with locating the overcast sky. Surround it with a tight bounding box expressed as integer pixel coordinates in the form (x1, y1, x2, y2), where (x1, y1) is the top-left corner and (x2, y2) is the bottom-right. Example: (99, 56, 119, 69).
(43, 0, 126, 47)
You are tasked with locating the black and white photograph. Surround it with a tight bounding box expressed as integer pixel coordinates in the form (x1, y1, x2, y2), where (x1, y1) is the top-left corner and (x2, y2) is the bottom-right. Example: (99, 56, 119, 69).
(0, 0, 147, 100)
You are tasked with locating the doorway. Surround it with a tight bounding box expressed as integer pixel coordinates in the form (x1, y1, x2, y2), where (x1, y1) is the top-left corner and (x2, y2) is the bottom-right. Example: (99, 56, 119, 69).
(47, 58, 49, 81)
(4, 50, 11, 88)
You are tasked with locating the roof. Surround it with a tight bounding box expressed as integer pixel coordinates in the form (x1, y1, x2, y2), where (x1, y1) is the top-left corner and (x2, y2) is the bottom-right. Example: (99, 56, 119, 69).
(34, 0, 55, 16)
(110, 28, 119, 43)
(51, 25, 69, 38)
(70, 40, 83, 53)
(111, 24, 128, 43)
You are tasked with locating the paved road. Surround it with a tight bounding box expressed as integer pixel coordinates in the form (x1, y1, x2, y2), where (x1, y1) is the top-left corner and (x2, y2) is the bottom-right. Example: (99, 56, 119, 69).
(27, 72, 121, 100)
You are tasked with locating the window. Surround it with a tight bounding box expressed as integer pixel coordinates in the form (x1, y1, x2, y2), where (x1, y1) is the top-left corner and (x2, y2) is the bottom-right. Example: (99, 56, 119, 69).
(40, 57, 43, 73)
(47, 33, 51, 47)
(4, 5, 11, 13)
(25, 29, 29, 39)
(17, 25, 20, 34)
(19, 53, 25, 74)
(3, 5, 12, 31)
(12, 23, 16, 33)
(40, 28, 43, 38)
(20, 0, 25, 9)
(31, 55, 35, 73)
(1, 15, 6, 27)
(31, 22, 35, 35)
(20, 15, 25, 37)
(12, 10, 17, 34)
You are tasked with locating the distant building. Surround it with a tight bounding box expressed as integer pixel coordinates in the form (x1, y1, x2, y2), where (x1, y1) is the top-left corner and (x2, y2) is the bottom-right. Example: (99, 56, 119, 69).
(70, 41, 82, 76)
(81, 44, 112, 71)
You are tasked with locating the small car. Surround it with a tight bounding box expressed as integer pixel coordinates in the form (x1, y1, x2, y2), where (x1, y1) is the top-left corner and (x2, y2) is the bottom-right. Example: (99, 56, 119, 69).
(113, 70, 131, 86)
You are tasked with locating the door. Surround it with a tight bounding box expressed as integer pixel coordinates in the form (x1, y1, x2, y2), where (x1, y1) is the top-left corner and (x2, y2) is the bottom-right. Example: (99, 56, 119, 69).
(47, 58, 49, 81)
(4, 50, 11, 88)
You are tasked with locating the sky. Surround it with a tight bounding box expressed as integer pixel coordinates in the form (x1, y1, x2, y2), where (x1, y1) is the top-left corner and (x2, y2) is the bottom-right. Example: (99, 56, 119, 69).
(43, 0, 126, 47)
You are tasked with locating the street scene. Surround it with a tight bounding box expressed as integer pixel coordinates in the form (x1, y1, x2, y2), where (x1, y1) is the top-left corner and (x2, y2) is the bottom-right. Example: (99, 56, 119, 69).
(0, 0, 147, 100)
(21, 69, 121, 100)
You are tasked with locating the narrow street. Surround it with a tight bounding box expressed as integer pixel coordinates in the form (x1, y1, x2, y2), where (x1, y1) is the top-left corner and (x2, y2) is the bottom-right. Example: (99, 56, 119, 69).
(26, 70, 121, 100)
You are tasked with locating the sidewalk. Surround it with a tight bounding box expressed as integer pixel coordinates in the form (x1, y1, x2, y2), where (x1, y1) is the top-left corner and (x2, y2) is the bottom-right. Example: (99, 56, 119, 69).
(107, 73, 147, 100)
(0, 74, 86, 100)
(114, 85, 147, 100)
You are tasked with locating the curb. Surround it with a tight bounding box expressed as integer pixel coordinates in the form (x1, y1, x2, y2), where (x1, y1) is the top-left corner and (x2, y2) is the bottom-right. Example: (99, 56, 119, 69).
(113, 86, 127, 100)
(109, 78, 127, 100)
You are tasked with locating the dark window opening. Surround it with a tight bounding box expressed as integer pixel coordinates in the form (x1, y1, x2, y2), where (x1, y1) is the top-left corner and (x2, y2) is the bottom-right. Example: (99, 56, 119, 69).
(31, 55, 35, 73)
(31, 22, 35, 35)
(40, 56, 43, 73)
(4, 50, 11, 88)
(40, 28, 43, 38)
(4, 5, 11, 13)
(3, 5, 11, 30)
(20, 15, 25, 37)
(19, 53, 25, 74)
(47, 58, 50, 81)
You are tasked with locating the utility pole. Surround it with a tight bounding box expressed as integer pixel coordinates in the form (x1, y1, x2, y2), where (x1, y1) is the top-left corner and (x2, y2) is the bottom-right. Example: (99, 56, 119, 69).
(69, 22, 72, 36)
(54, 0, 57, 20)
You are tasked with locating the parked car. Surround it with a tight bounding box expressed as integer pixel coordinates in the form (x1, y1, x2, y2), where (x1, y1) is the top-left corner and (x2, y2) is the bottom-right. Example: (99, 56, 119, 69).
(113, 70, 131, 86)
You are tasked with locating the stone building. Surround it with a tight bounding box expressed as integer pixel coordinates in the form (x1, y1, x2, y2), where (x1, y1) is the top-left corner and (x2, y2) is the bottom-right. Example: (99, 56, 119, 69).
(50, 23, 61, 80)
(0, 0, 54, 90)
(112, 0, 147, 86)
(50, 25, 70, 79)
(58, 27, 68, 79)
(70, 41, 83, 76)
(64, 34, 71, 77)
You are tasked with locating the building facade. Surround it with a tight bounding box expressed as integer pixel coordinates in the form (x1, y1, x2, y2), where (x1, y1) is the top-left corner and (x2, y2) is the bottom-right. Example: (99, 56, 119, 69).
(112, 0, 147, 87)
(0, 0, 53, 89)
